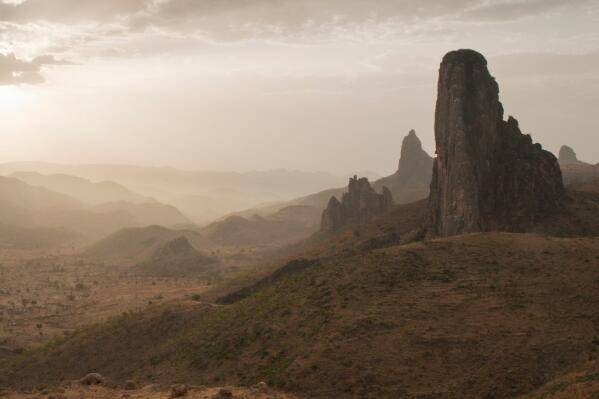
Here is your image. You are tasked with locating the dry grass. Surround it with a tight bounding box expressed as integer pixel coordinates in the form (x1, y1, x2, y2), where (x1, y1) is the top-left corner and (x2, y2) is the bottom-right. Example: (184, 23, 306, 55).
(0, 383, 297, 399)
(4, 232, 599, 398)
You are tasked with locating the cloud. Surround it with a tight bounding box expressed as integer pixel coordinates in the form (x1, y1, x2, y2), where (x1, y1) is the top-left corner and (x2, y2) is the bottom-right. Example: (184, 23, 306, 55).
(1, 0, 598, 84)
(1, 0, 596, 41)
(0, 0, 150, 23)
(460, 0, 597, 22)
(0, 52, 68, 85)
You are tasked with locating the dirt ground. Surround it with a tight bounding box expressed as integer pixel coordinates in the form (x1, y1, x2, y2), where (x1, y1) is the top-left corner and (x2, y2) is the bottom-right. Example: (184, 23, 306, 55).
(0, 383, 298, 399)
(0, 249, 211, 351)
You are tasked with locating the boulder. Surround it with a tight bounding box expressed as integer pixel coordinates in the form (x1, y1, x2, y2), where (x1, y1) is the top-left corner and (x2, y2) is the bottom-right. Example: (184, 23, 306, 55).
(170, 384, 188, 398)
(214, 388, 233, 398)
(78, 373, 104, 386)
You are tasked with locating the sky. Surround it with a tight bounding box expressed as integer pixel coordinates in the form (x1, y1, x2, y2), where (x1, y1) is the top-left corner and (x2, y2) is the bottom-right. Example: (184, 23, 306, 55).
(1, 0, 598, 176)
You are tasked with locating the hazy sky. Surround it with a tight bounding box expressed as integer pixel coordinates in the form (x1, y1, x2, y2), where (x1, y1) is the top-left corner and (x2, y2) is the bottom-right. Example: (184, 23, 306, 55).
(1, 0, 598, 175)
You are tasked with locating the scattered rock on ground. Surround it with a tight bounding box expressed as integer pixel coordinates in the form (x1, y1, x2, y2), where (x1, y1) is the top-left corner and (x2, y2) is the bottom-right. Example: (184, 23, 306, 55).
(170, 384, 188, 398)
(214, 388, 233, 398)
(78, 373, 104, 386)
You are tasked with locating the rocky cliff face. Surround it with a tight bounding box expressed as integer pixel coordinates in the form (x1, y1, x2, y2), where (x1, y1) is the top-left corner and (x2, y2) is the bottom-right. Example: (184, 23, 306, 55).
(321, 176, 393, 232)
(374, 130, 433, 204)
(428, 49, 565, 237)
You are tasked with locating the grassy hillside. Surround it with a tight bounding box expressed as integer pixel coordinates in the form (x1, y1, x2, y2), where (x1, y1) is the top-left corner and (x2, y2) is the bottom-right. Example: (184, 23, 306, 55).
(201, 206, 320, 248)
(84, 225, 211, 263)
(132, 236, 218, 278)
(3, 232, 599, 398)
(518, 358, 599, 399)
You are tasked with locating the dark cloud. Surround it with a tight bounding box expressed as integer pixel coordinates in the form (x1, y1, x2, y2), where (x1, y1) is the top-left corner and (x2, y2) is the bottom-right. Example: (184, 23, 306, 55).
(0, 53, 68, 85)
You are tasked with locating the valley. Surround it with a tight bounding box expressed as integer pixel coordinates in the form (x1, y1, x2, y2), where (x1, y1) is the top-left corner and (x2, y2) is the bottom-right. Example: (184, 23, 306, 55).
(2, 4, 599, 396)
(0, 249, 212, 352)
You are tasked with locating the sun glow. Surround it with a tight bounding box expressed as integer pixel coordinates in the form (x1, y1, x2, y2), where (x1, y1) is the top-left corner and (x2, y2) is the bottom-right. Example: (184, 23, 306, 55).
(0, 85, 31, 112)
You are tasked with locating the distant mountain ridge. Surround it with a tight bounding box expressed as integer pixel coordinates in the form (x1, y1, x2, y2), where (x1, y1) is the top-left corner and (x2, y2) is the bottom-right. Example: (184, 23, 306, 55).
(201, 204, 322, 247)
(84, 225, 211, 263)
(0, 175, 191, 242)
(10, 171, 149, 205)
(0, 162, 347, 223)
(230, 129, 433, 223)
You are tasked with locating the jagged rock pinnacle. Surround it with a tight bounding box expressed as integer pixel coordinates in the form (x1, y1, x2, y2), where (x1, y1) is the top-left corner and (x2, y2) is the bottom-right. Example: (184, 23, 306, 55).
(321, 176, 393, 232)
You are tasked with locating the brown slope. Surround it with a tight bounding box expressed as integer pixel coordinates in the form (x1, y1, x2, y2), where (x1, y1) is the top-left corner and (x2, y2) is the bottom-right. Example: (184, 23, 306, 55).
(201, 206, 320, 248)
(131, 236, 218, 278)
(84, 225, 212, 264)
(4, 233, 599, 399)
(0, 385, 298, 399)
(518, 358, 599, 399)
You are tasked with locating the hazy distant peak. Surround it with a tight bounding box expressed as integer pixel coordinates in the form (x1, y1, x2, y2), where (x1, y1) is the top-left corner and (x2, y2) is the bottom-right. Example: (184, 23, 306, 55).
(153, 236, 195, 258)
(559, 145, 587, 165)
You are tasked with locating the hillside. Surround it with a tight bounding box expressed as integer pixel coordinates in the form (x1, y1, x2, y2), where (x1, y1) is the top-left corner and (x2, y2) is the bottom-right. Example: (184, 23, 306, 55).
(0, 175, 193, 241)
(131, 236, 218, 278)
(518, 358, 599, 399)
(93, 202, 191, 227)
(10, 172, 148, 205)
(0, 384, 297, 399)
(3, 233, 599, 398)
(201, 205, 321, 247)
(0, 176, 84, 213)
(572, 177, 599, 194)
(0, 163, 346, 223)
(560, 163, 599, 186)
(84, 225, 211, 264)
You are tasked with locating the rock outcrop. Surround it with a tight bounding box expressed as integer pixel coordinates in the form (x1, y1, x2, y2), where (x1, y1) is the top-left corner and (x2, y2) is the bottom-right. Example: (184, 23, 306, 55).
(428, 49, 565, 237)
(558, 145, 598, 185)
(375, 130, 434, 203)
(559, 145, 580, 165)
(321, 176, 393, 232)
(558, 145, 589, 166)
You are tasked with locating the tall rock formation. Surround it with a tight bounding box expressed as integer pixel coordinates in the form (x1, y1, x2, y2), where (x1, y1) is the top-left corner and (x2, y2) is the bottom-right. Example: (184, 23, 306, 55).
(321, 176, 393, 232)
(374, 130, 433, 204)
(558, 145, 587, 166)
(428, 49, 565, 237)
